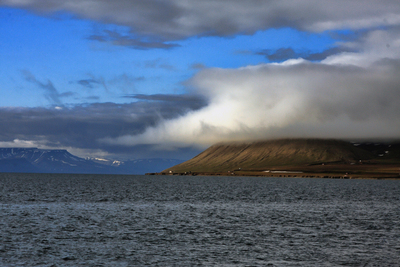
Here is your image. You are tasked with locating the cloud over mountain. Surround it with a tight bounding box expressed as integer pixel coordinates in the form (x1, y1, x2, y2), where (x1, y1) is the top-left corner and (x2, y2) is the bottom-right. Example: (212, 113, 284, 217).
(103, 59, 400, 148)
(103, 27, 400, 148)
(2, 0, 400, 159)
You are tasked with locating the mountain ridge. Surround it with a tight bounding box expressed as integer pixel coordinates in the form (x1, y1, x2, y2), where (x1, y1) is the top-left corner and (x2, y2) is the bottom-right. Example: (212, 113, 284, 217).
(0, 148, 183, 174)
(162, 138, 400, 176)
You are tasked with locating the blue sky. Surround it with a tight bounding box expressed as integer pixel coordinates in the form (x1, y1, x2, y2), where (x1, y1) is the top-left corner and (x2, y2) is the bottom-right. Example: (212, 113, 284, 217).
(0, 7, 336, 107)
(1, 0, 400, 160)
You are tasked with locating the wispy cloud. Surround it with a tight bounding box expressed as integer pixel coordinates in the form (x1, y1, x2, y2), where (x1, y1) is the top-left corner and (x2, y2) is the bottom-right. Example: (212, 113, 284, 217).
(75, 74, 144, 94)
(88, 30, 179, 50)
(140, 58, 176, 70)
(257, 47, 358, 62)
(122, 94, 208, 112)
(257, 48, 299, 62)
(22, 70, 64, 105)
(77, 79, 101, 89)
(190, 63, 207, 70)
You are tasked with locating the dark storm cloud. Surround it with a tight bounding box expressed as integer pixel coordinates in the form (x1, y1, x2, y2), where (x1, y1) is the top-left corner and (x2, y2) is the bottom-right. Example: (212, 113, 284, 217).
(3, 0, 400, 44)
(0, 94, 208, 158)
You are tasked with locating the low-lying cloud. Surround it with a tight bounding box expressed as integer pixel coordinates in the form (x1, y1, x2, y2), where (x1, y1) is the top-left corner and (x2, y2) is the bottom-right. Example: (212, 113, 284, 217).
(103, 60, 400, 148)
(103, 28, 400, 148)
(0, 95, 207, 159)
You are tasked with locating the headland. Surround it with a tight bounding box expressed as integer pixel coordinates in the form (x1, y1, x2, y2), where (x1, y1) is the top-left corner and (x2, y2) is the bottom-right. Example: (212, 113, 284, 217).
(148, 139, 400, 179)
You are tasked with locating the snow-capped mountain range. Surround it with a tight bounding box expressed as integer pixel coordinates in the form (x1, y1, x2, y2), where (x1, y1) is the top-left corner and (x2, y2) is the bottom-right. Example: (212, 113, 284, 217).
(0, 148, 183, 174)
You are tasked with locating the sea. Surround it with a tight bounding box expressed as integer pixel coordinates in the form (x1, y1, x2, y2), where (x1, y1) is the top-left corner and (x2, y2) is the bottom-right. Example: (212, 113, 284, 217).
(0, 173, 399, 266)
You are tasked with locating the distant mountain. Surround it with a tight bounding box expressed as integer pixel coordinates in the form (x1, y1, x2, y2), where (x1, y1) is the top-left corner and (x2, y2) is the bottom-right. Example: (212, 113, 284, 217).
(0, 148, 183, 174)
(163, 139, 383, 173)
(0, 148, 113, 174)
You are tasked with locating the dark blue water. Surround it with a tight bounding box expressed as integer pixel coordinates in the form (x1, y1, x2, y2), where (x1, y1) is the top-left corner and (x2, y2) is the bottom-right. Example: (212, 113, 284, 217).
(0, 173, 399, 266)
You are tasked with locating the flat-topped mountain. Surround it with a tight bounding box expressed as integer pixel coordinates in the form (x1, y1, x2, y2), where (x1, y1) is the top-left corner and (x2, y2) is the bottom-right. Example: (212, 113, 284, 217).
(163, 139, 390, 173)
(0, 148, 183, 174)
(0, 148, 111, 173)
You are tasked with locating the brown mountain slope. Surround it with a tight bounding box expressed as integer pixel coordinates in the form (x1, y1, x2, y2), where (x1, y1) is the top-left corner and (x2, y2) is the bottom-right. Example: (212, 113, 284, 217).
(163, 139, 375, 173)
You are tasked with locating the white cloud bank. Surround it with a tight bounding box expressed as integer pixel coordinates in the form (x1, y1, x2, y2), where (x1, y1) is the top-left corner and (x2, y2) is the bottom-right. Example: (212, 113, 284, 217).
(102, 28, 400, 148)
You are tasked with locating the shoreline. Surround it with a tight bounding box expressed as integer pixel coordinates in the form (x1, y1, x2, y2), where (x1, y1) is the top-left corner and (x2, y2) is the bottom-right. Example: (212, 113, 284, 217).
(146, 171, 400, 180)
(151, 161, 400, 180)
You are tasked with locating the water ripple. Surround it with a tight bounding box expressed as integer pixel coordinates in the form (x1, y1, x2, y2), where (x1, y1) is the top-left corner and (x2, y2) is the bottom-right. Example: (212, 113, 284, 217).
(0, 173, 399, 266)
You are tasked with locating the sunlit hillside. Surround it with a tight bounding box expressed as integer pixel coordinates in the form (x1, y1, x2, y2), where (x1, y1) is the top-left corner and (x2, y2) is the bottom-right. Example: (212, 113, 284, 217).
(164, 139, 375, 173)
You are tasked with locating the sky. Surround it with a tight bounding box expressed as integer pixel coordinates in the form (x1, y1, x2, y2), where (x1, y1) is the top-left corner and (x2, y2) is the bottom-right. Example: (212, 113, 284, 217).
(1, 0, 400, 160)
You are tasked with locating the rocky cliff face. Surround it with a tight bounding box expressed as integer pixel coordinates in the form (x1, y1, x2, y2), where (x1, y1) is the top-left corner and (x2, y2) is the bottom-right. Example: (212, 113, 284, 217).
(163, 139, 376, 173)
